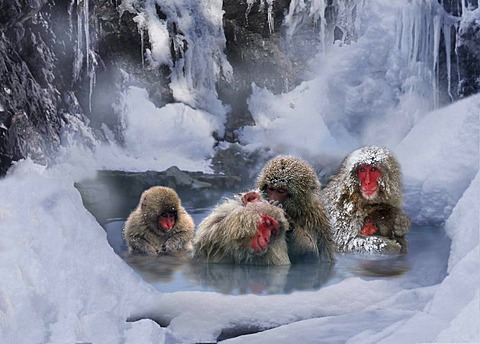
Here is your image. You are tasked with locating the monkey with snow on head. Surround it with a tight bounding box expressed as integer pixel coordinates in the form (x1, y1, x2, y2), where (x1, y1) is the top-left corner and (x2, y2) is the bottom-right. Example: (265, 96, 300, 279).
(193, 191, 291, 265)
(321, 146, 410, 254)
(256, 155, 335, 263)
(123, 186, 195, 255)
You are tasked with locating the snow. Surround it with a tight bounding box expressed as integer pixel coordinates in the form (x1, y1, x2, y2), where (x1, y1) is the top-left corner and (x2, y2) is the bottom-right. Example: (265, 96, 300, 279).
(345, 146, 391, 173)
(95, 86, 221, 173)
(1, 0, 479, 343)
(397, 95, 479, 225)
(1, 101, 478, 343)
(0, 161, 167, 343)
(120, 0, 232, 118)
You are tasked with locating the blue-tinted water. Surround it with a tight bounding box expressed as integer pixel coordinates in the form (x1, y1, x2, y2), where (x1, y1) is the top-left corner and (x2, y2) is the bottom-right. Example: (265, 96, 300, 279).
(105, 209, 451, 295)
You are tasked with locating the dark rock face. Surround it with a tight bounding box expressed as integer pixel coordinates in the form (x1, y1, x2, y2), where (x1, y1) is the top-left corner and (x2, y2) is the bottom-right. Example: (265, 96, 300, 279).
(1, 0, 480, 177)
(435, 0, 480, 104)
(456, 7, 480, 97)
(0, 0, 60, 174)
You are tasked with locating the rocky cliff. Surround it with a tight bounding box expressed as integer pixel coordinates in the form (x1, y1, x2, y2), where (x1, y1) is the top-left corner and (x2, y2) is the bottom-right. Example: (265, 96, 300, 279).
(1, 0, 479, 176)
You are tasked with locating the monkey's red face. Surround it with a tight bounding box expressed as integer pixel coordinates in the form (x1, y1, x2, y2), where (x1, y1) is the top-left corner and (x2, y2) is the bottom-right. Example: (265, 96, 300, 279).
(158, 211, 176, 231)
(265, 186, 288, 204)
(241, 191, 261, 205)
(357, 164, 381, 200)
(361, 218, 378, 236)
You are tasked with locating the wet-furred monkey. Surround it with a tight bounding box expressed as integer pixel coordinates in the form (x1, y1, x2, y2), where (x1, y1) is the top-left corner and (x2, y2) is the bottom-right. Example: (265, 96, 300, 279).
(123, 186, 195, 255)
(193, 191, 290, 265)
(321, 146, 410, 254)
(256, 155, 335, 263)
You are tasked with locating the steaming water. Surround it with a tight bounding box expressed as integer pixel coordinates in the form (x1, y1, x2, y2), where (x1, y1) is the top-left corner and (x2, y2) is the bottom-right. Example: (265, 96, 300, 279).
(105, 211, 450, 295)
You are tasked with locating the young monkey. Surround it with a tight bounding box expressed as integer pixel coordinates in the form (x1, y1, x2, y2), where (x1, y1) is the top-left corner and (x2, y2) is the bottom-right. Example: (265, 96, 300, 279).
(123, 186, 195, 255)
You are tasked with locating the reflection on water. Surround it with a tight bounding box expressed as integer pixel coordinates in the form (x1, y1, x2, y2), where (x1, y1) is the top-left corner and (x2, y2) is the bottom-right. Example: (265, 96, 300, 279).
(187, 261, 335, 295)
(345, 254, 411, 277)
(104, 216, 450, 295)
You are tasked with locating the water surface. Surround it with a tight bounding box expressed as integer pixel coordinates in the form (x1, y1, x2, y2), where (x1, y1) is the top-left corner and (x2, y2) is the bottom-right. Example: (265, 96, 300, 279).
(105, 208, 450, 295)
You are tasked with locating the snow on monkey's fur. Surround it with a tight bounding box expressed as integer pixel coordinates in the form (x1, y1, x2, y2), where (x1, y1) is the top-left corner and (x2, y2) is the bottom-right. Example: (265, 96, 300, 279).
(321, 146, 408, 254)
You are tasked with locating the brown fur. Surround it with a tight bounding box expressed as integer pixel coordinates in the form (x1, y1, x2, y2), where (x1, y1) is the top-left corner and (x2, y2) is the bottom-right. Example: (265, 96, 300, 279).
(321, 146, 410, 254)
(193, 193, 291, 265)
(123, 186, 195, 255)
(256, 155, 335, 262)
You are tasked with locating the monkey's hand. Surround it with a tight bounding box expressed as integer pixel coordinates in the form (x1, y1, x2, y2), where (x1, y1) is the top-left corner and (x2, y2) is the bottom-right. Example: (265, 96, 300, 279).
(130, 236, 159, 255)
(161, 236, 191, 253)
(250, 215, 278, 254)
(288, 226, 318, 256)
(356, 236, 401, 254)
(268, 200, 283, 208)
(392, 212, 410, 237)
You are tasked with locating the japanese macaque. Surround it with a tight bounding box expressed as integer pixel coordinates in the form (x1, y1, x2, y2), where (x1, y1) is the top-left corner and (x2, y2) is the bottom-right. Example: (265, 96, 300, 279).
(123, 186, 195, 255)
(256, 155, 335, 263)
(192, 191, 291, 265)
(321, 146, 410, 254)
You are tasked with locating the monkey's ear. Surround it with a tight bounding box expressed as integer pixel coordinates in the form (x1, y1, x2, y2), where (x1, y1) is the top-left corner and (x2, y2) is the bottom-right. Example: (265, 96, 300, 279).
(141, 196, 148, 211)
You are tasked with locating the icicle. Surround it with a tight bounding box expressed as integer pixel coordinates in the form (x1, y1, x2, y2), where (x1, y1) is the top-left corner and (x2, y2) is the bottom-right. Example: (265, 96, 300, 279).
(454, 21, 461, 94)
(245, 0, 275, 33)
(314, 0, 326, 53)
(88, 54, 97, 113)
(461, 0, 467, 14)
(284, 0, 308, 40)
(397, 0, 462, 108)
(433, 14, 441, 108)
(443, 21, 453, 100)
(73, 0, 83, 82)
(246, 0, 255, 25)
(69, 0, 98, 113)
(394, 7, 402, 51)
(411, 5, 420, 62)
(267, 0, 275, 34)
(140, 28, 145, 70)
(84, 0, 90, 74)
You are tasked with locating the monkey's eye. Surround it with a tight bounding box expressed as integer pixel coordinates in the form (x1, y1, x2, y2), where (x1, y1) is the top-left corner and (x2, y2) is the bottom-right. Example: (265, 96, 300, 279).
(358, 167, 366, 172)
(268, 186, 287, 193)
(370, 167, 378, 172)
(160, 211, 176, 218)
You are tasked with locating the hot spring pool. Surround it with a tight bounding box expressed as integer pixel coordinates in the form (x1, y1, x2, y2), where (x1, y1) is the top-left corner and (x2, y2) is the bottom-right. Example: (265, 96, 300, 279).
(104, 206, 451, 295)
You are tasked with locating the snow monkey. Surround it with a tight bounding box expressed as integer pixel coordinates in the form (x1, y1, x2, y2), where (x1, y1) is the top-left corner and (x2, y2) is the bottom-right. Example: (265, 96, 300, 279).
(192, 191, 291, 265)
(123, 186, 195, 255)
(256, 155, 335, 263)
(321, 146, 410, 254)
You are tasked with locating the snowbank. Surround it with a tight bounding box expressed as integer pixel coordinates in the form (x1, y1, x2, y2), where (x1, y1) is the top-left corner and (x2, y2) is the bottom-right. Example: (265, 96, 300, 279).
(0, 124, 477, 342)
(0, 160, 167, 343)
(396, 94, 480, 225)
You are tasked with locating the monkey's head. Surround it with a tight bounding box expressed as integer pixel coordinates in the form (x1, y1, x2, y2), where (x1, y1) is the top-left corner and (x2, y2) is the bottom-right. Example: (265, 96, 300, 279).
(256, 155, 320, 215)
(344, 146, 402, 206)
(228, 198, 288, 259)
(139, 186, 180, 233)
